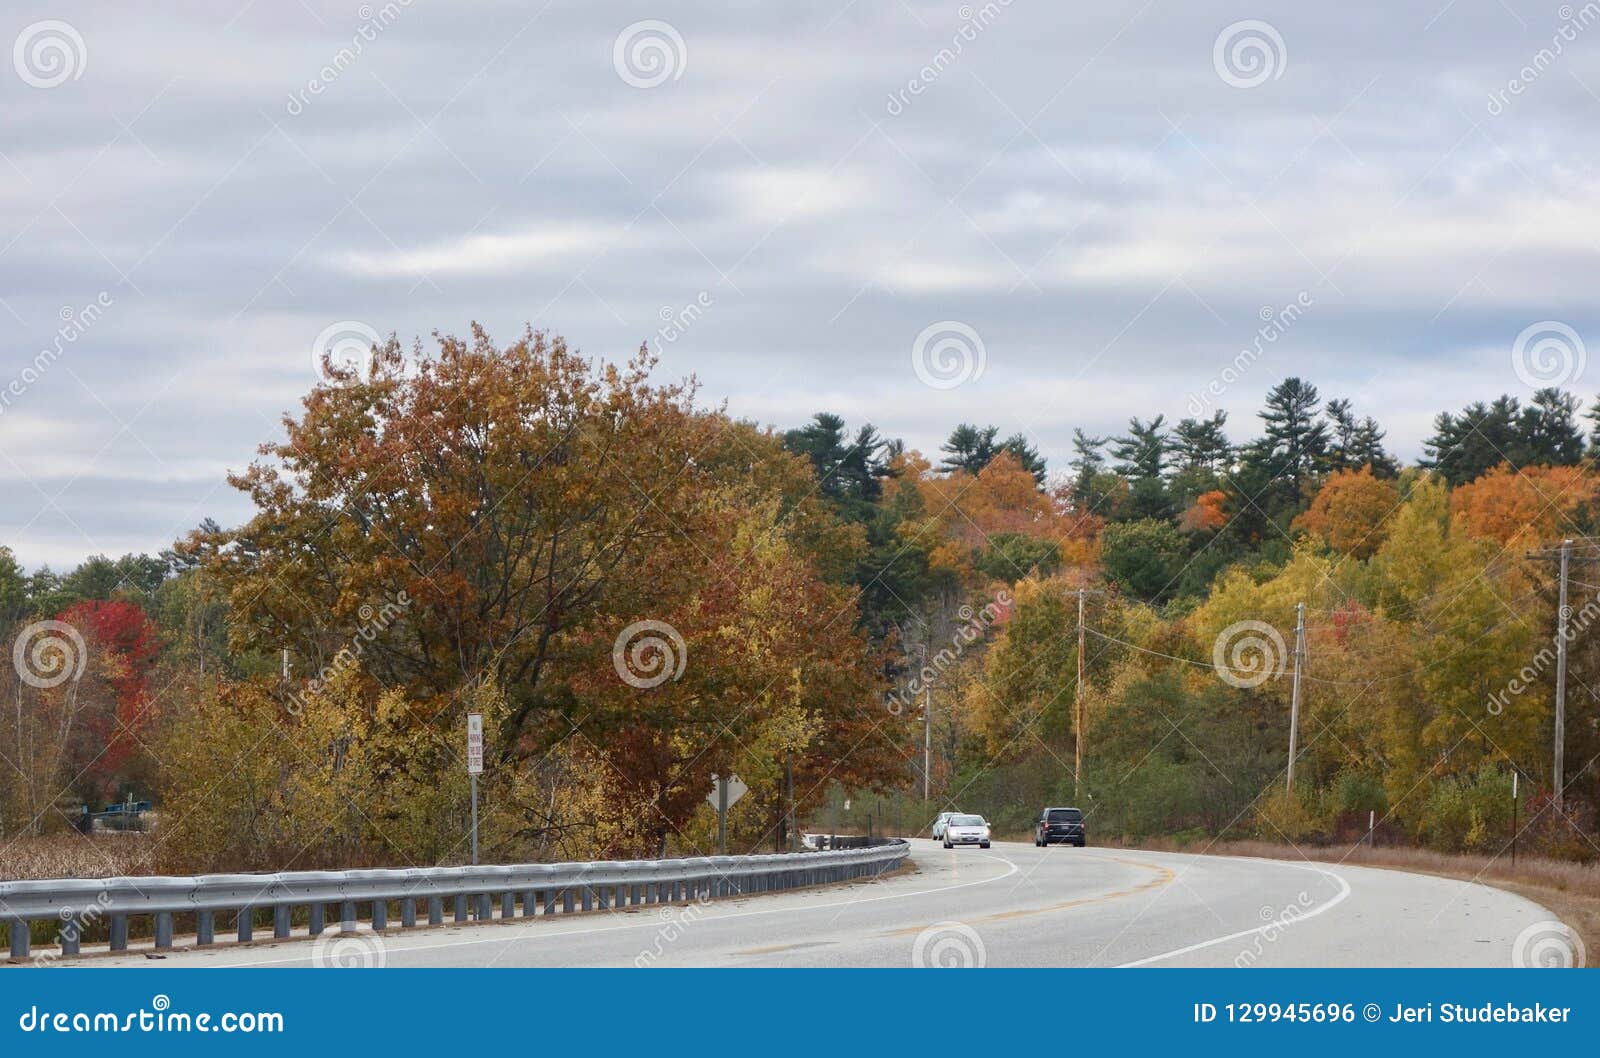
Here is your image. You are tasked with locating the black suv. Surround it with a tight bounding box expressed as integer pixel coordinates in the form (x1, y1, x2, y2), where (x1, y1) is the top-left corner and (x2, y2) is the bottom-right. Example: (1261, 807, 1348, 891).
(1034, 806, 1085, 847)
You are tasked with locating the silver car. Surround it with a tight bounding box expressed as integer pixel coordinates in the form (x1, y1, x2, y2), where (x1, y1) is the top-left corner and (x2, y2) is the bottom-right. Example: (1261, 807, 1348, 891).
(930, 811, 959, 841)
(942, 813, 991, 849)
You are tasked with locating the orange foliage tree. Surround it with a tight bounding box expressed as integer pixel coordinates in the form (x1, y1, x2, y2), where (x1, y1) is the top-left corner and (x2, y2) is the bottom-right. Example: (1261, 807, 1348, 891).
(1293, 466, 1400, 558)
(1449, 463, 1599, 545)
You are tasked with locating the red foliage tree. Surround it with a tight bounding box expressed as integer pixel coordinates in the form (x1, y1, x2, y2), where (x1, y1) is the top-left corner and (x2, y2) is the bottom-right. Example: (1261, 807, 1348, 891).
(56, 599, 161, 795)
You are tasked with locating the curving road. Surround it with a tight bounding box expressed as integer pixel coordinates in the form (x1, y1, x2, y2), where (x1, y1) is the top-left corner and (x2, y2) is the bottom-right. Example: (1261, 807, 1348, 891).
(87, 839, 1559, 968)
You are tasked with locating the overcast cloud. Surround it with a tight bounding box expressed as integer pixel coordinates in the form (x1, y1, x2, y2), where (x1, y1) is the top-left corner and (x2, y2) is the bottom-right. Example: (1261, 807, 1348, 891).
(2, 1, 1599, 568)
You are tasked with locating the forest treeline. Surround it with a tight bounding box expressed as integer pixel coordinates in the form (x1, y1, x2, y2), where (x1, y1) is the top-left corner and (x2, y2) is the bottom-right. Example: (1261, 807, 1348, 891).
(3, 330, 1597, 870)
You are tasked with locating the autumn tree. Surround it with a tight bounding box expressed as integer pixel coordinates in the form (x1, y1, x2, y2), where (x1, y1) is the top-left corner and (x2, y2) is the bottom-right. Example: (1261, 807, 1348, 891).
(1293, 466, 1401, 558)
(193, 326, 897, 856)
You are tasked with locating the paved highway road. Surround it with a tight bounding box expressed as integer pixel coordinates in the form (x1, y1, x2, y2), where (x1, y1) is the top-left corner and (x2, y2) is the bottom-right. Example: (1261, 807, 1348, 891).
(90, 839, 1558, 968)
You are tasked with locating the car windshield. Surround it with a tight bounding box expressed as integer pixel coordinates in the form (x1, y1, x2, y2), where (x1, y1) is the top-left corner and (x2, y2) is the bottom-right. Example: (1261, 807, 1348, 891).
(952, 815, 986, 826)
(1048, 809, 1082, 822)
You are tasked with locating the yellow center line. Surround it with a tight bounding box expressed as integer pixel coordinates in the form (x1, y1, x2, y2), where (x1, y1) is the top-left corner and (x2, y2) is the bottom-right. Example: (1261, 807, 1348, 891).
(876, 855, 1175, 937)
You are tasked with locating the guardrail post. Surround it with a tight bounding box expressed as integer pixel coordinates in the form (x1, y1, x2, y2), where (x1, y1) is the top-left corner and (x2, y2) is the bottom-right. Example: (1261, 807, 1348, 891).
(545, 890, 557, 915)
(237, 907, 254, 942)
(501, 893, 514, 919)
(155, 911, 174, 950)
(427, 897, 443, 925)
(341, 901, 357, 932)
(372, 900, 388, 931)
(581, 887, 593, 912)
(521, 890, 536, 917)
(196, 911, 214, 946)
(401, 899, 416, 928)
(109, 914, 128, 951)
(59, 921, 80, 957)
(596, 886, 609, 910)
(309, 903, 325, 935)
(8, 920, 28, 959)
(562, 888, 574, 914)
(274, 905, 291, 939)
(453, 895, 468, 923)
(476, 894, 492, 920)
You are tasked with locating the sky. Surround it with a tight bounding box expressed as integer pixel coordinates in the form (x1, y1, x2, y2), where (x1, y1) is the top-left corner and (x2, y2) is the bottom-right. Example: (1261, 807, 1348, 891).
(2, 1, 1599, 569)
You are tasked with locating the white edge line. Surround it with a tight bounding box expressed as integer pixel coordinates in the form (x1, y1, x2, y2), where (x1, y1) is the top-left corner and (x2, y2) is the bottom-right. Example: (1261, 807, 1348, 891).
(1116, 859, 1352, 968)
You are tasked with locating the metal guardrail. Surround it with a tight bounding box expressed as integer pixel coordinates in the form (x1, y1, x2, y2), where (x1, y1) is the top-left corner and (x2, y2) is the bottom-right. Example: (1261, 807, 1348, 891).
(1, 839, 910, 960)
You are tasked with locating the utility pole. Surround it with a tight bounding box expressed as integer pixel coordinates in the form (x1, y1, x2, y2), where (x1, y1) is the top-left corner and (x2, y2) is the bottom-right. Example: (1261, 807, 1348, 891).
(1076, 589, 1086, 794)
(1286, 602, 1306, 793)
(923, 686, 932, 801)
(1073, 588, 1104, 798)
(1555, 539, 1571, 813)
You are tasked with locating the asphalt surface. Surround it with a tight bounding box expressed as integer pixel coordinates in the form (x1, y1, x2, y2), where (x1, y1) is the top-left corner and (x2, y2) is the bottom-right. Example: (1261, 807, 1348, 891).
(86, 839, 1558, 968)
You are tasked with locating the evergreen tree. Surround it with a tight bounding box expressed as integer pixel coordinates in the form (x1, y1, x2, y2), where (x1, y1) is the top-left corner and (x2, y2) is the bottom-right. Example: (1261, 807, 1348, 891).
(1254, 377, 1329, 491)
(1325, 398, 1397, 477)
(939, 423, 1000, 476)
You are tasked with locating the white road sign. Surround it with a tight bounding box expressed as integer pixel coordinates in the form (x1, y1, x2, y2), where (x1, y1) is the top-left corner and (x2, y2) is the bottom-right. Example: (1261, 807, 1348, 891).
(466, 713, 484, 775)
(707, 773, 748, 809)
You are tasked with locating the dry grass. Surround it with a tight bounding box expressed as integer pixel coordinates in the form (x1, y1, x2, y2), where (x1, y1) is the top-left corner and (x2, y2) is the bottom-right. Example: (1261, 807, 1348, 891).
(1135, 838, 1600, 967)
(0, 833, 156, 881)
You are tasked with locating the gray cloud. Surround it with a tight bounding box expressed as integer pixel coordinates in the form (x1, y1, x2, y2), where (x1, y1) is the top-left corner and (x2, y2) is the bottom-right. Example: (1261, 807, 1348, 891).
(2, 0, 1598, 568)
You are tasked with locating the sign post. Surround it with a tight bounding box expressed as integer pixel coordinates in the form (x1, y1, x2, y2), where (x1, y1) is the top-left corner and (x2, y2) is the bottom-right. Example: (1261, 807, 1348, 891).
(466, 713, 483, 865)
(707, 774, 747, 855)
(1511, 771, 1519, 866)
